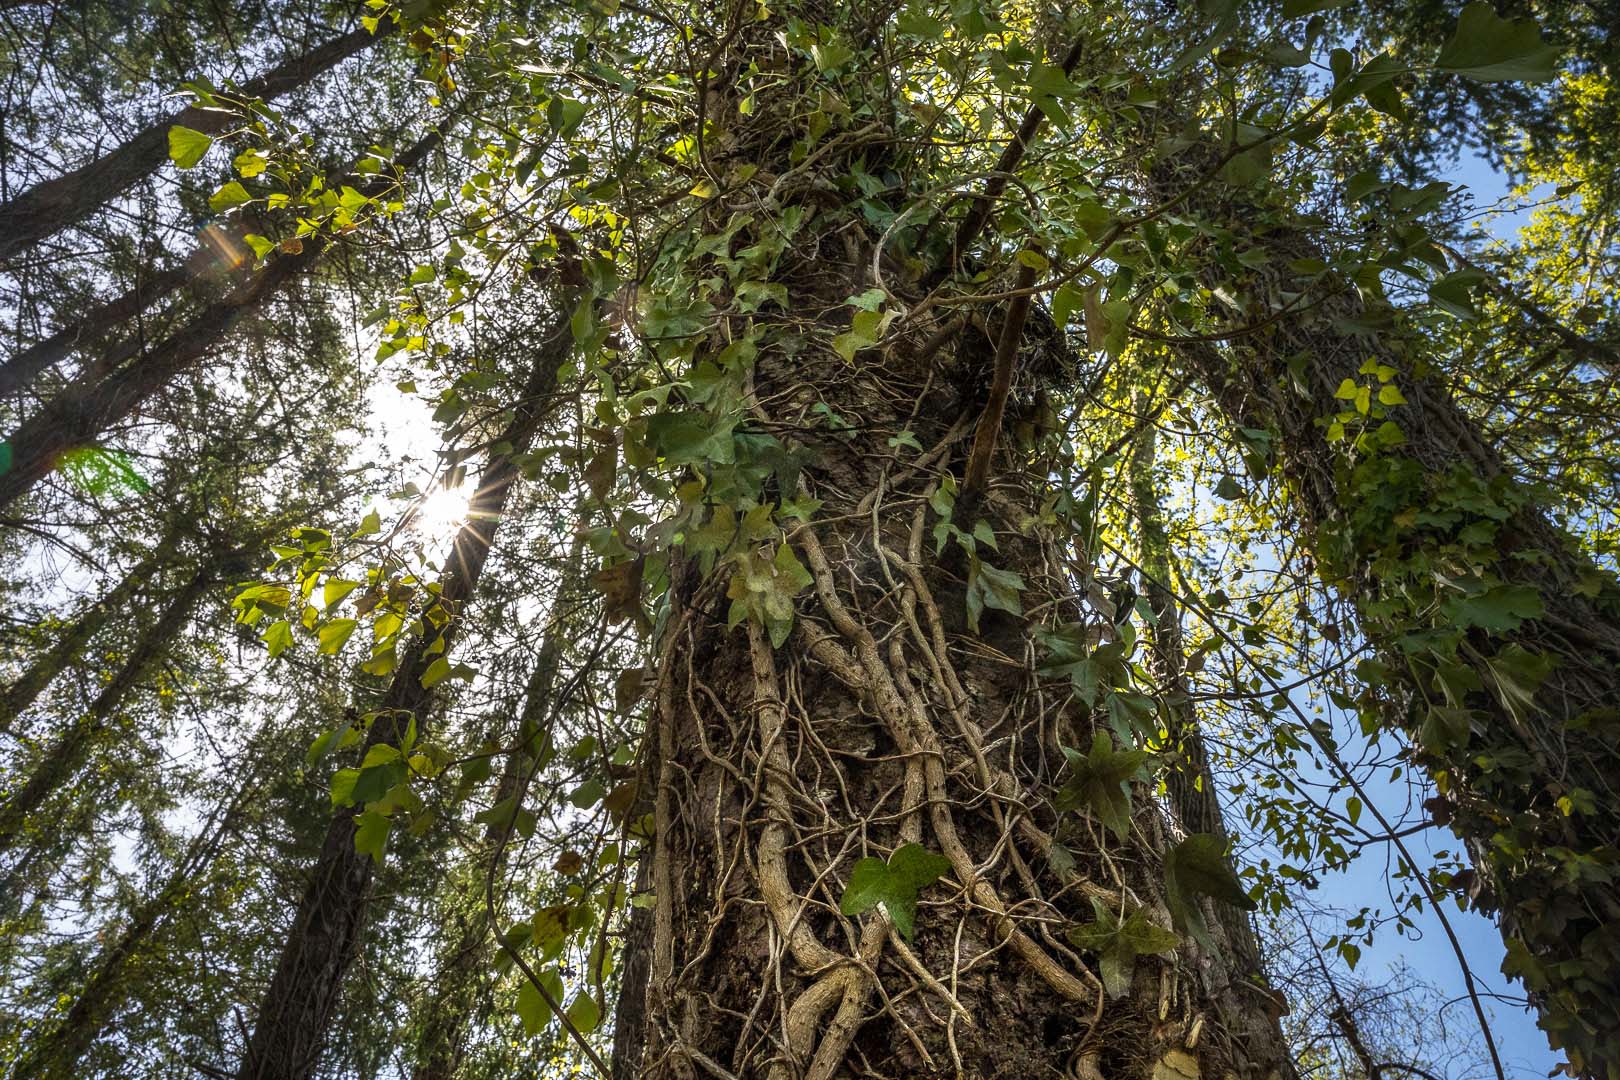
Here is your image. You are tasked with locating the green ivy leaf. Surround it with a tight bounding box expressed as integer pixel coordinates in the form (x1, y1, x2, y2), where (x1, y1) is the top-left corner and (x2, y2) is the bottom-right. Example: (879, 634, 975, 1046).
(1436, 3, 1563, 82)
(353, 809, 390, 864)
(516, 969, 565, 1035)
(1066, 896, 1180, 997)
(838, 842, 952, 941)
(1164, 833, 1255, 949)
(1054, 732, 1151, 840)
(317, 618, 359, 654)
(965, 555, 1024, 633)
(208, 181, 252, 213)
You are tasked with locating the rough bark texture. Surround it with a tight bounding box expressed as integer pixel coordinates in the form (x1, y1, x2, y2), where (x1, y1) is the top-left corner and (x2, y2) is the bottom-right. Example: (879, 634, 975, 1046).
(410, 566, 577, 1080)
(0, 23, 386, 264)
(235, 317, 568, 1080)
(616, 18, 1293, 1078)
(1127, 408, 1277, 1027)
(1157, 152, 1620, 1075)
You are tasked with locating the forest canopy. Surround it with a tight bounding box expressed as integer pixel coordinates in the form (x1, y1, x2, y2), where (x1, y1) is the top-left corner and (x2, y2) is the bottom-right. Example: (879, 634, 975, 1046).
(1, 0, 1617, 1078)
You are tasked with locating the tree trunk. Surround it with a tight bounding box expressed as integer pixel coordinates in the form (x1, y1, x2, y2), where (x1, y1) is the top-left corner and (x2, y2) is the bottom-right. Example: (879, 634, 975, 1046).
(1127, 397, 1272, 996)
(235, 315, 569, 1080)
(0, 266, 187, 400)
(0, 22, 388, 264)
(612, 15, 1292, 1077)
(0, 539, 172, 735)
(0, 125, 445, 513)
(0, 563, 211, 853)
(410, 545, 581, 1080)
(9, 789, 243, 1078)
(1159, 154, 1620, 1075)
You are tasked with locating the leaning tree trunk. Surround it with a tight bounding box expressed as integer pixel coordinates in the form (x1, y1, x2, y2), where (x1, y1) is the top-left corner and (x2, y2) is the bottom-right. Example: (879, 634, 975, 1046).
(0, 561, 213, 854)
(1155, 149, 1620, 1075)
(0, 125, 445, 513)
(410, 540, 581, 1080)
(9, 786, 245, 1078)
(0, 21, 388, 264)
(0, 526, 180, 735)
(235, 314, 569, 1080)
(1126, 391, 1273, 999)
(0, 265, 187, 399)
(609, 10, 1292, 1077)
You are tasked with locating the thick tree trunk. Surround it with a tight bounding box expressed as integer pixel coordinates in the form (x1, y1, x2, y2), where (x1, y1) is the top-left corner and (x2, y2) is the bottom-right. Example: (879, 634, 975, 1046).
(0, 540, 171, 735)
(614, 17, 1293, 1076)
(0, 564, 211, 853)
(0, 126, 444, 513)
(9, 791, 243, 1078)
(0, 266, 187, 400)
(1160, 157, 1620, 1074)
(0, 23, 387, 264)
(235, 316, 568, 1080)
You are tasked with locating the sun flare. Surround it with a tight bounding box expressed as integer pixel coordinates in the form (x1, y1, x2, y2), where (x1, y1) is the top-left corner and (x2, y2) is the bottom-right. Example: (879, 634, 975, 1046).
(413, 484, 471, 542)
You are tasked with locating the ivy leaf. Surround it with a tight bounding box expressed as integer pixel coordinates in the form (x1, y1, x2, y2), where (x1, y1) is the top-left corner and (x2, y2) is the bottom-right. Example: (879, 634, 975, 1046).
(317, 618, 358, 654)
(516, 969, 565, 1035)
(838, 842, 952, 942)
(566, 991, 602, 1033)
(1164, 833, 1256, 949)
(1054, 733, 1150, 840)
(1066, 897, 1179, 997)
(167, 125, 213, 169)
(965, 554, 1024, 633)
(1441, 584, 1544, 633)
(1436, 3, 1563, 82)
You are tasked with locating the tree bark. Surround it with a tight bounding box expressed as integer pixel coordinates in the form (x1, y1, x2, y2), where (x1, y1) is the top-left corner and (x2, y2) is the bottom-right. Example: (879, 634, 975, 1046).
(1127, 396, 1274, 1003)
(235, 315, 569, 1080)
(0, 563, 212, 853)
(614, 16, 1293, 1077)
(0, 125, 445, 513)
(410, 547, 581, 1080)
(0, 22, 388, 264)
(1158, 153, 1620, 1075)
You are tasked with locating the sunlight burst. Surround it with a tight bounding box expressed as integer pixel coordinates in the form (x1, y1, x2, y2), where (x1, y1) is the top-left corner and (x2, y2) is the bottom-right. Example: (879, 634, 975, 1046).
(413, 483, 471, 542)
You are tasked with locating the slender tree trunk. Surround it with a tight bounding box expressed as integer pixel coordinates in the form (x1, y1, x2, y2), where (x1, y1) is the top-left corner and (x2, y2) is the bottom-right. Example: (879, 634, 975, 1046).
(235, 315, 569, 1080)
(1157, 153, 1620, 1075)
(1127, 393, 1286, 1045)
(0, 126, 445, 513)
(410, 546, 581, 1080)
(0, 23, 388, 263)
(9, 791, 243, 1078)
(614, 14, 1292, 1077)
(0, 267, 188, 400)
(0, 564, 211, 853)
(0, 540, 172, 735)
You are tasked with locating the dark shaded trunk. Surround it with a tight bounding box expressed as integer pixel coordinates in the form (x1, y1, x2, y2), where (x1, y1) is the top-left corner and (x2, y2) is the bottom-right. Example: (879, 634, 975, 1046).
(0, 23, 387, 263)
(235, 316, 569, 1080)
(0, 266, 187, 399)
(1126, 402, 1288, 1052)
(0, 125, 445, 513)
(9, 792, 242, 1078)
(410, 560, 579, 1080)
(0, 539, 173, 735)
(0, 564, 211, 853)
(1160, 157, 1620, 1075)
